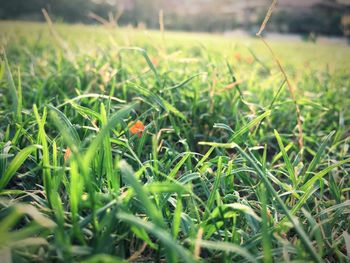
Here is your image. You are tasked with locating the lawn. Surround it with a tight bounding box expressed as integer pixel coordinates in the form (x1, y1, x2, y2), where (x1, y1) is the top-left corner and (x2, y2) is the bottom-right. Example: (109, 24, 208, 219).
(0, 21, 349, 262)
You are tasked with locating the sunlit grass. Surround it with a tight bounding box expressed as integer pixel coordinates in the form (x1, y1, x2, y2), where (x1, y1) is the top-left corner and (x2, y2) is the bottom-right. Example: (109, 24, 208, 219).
(0, 21, 349, 262)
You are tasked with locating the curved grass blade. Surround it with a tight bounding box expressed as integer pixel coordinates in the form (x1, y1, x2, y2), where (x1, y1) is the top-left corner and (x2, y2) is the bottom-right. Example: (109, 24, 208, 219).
(193, 239, 257, 263)
(0, 145, 39, 189)
(301, 157, 350, 192)
(116, 211, 194, 263)
(274, 129, 297, 186)
(48, 105, 81, 145)
(57, 93, 126, 108)
(163, 73, 204, 92)
(119, 47, 160, 86)
(168, 152, 191, 180)
(119, 160, 164, 227)
(230, 110, 271, 142)
(304, 130, 335, 181)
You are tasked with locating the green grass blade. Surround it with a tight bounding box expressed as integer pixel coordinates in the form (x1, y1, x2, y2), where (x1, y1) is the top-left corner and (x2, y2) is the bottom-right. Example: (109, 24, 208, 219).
(168, 153, 191, 180)
(100, 103, 114, 191)
(33, 105, 52, 203)
(0, 145, 39, 189)
(304, 130, 335, 180)
(193, 239, 257, 263)
(116, 211, 194, 263)
(274, 129, 297, 186)
(259, 185, 272, 263)
(230, 110, 271, 142)
(204, 156, 223, 220)
(172, 196, 183, 240)
(119, 47, 161, 86)
(48, 105, 81, 145)
(1, 50, 19, 120)
(119, 160, 164, 227)
(84, 103, 136, 165)
(16, 66, 22, 123)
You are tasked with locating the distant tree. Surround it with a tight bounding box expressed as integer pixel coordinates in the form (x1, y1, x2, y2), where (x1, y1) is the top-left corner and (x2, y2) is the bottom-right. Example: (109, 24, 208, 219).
(267, 6, 343, 36)
(0, 0, 347, 36)
(0, 0, 106, 23)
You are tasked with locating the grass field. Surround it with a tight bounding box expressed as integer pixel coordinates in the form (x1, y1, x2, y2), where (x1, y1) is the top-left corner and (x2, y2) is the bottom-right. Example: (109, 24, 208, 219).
(0, 21, 350, 262)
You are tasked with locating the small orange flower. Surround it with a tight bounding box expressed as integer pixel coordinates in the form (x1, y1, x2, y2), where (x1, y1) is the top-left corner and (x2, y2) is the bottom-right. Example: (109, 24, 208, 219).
(246, 56, 254, 64)
(150, 56, 158, 66)
(129, 120, 145, 138)
(64, 147, 71, 161)
(234, 52, 242, 62)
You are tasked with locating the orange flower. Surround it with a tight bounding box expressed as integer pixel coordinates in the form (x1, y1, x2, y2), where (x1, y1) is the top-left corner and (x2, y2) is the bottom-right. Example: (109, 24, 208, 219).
(129, 120, 145, 138)
(234, 52, 242, 62)
(64, 147, 71, 161)
(246, 56, 254, 64)
(150, 56, 158, 66)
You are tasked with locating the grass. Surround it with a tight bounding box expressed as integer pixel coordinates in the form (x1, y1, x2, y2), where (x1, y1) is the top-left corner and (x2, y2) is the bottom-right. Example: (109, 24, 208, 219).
(0, 20, 349, 262)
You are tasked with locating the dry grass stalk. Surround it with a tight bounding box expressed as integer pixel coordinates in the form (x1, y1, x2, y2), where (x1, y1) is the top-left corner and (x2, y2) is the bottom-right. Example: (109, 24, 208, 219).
(127, 242, 147, 261)
(194, 228, 203, 259)
(159, 9, 167, 57)
(256, 0, 304, 152)
(42, 9, 76, 65)
(42, 8, 68, 51)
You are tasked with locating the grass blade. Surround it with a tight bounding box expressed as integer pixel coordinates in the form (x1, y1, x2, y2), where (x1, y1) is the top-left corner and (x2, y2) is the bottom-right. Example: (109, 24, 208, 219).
(0, 145, 39, 189)
(116, 211, 194, 263)
(230, 110, 271, 142)
(304, 131, 335, 180)
(274, 129, 297, 186)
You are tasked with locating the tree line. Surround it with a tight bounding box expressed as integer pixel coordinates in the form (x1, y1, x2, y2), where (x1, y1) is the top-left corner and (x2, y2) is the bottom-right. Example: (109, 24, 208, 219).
(0, 0, 347, 36)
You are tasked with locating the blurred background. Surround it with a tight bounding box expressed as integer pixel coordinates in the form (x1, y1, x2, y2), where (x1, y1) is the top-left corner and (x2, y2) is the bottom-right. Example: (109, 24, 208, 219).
(0, 0, 350, 38)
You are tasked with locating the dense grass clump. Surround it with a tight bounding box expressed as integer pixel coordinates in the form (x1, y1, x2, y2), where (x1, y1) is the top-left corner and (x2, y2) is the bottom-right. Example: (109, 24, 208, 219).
(0, 21, 349, 262)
